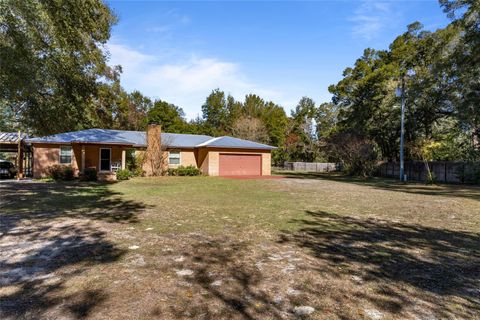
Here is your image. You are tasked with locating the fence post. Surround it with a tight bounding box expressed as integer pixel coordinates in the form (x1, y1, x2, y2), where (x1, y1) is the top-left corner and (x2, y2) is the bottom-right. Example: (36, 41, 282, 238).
(444, 162, 447, 182)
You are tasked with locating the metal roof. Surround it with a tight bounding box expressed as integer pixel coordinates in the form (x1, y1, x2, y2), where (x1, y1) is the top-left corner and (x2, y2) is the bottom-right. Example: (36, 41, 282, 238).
(27, 129, 146, 146)
(0, 132, 29, 144)
(162, 133, 213, 148)
(26, 129, 276, 150)
(199, 136, 277, 150)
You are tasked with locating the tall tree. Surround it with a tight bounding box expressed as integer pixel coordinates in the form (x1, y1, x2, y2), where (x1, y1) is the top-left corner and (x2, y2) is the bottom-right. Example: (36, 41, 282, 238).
(261, 101, 289, 146)
(0, 0, 118, 134)
(286, 97, 319, 161)
(440, 0, 480, 148)
(116, 90, 152, 131)
(315, 102, 338, 139)
(226, 94, 243, 131)
(328, 21, 465, 160)
(148, 100, 189, 133)
(243, 94, 265, 118)
(201, 89, 228, 134)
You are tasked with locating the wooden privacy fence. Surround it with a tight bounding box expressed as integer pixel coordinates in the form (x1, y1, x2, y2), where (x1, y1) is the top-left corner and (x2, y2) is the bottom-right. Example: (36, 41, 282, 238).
(283, 162, 341, 172)
(377, 161, 480, 184)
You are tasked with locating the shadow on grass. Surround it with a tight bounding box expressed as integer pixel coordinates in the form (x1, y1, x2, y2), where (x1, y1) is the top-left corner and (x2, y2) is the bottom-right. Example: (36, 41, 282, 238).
(280, 210, 480, 318)
(159, 237, 286, 320)
(1, 180, 147, 231)
(0, 180, 149, 319)
(280, 171, 480, 202)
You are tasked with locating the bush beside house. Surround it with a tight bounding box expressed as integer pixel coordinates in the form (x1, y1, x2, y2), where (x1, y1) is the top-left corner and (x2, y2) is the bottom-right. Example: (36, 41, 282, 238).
(168, 165, 202, 176)
(82, 167, 98, 181)
(47, 165, 74, 181)
(116, 169, 132, 180)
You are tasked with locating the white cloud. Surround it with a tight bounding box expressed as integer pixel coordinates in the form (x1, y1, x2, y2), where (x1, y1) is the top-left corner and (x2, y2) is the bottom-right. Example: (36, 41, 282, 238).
(350, 1, 393, 40)
(107, 43, 153, 70)
(106, 42, 286, 119)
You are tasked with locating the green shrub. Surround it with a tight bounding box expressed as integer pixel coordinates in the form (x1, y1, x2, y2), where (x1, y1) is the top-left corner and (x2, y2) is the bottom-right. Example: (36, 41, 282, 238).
(168, 165, 202, 176)
(116, 169, 132, 180)
(47, 165, 75, 180)
(325, 131, 379, 177)
(63, 166, 75, 181)
(83, 167, 97, 181)
(128, 165, 144, 177)
(47, 165, 65, 180)
(126, 151, 145, 176)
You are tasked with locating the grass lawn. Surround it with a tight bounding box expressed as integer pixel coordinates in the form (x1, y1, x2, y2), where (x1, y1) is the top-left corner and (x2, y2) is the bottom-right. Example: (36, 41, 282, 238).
(1, 174, 480, 319)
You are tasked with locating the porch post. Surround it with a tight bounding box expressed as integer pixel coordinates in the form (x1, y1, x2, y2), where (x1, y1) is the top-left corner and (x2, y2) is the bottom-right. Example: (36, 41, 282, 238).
(17, 131, 23, 179)
(121, 149, 126, 170)
(81, 145, 85, 173)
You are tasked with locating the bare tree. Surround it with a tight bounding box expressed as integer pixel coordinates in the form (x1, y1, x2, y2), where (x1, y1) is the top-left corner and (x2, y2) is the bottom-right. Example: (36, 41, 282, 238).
(231, 116, 269, 143)
(144, 124, 171, 176)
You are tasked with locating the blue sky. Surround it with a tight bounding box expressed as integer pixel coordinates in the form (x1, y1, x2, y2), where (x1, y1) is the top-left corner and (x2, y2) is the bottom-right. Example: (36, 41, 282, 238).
(106, 0, 450, 119)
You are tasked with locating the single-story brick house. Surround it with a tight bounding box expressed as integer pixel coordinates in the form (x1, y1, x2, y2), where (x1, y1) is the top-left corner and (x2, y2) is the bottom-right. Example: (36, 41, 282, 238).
(26, 125, 276, 179)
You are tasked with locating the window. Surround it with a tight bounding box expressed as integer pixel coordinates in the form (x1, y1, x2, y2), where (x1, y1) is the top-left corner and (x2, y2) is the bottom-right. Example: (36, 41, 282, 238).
(168, 151, 181, 165)
(60, 147, 72, 164)
(100, 148, 111, 171)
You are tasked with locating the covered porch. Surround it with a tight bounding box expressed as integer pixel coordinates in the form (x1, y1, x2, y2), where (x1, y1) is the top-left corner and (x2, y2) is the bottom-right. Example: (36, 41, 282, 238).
(73, 143, 135, 180)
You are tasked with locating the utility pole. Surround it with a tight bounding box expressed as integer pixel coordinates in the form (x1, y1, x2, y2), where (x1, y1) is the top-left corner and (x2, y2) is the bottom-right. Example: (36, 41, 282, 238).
(399, 76, 406, 182)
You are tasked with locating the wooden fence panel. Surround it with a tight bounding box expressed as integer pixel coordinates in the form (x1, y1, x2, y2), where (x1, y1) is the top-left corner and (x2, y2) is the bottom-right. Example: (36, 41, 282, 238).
(283, 162, 341, 173)
(377, 161, 479, 184)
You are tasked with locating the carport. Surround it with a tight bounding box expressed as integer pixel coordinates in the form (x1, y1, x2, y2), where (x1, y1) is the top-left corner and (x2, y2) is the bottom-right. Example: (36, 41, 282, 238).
(0, 132, 32, 178)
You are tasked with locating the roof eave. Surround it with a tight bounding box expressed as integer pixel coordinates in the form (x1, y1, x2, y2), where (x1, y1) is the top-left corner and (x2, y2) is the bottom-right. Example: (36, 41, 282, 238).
(198, 145, 277, 150)
(28, 140, 139, 146)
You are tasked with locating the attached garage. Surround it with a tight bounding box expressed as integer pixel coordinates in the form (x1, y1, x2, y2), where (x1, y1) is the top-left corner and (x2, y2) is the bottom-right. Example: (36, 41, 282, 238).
(219, 153, 262, 176)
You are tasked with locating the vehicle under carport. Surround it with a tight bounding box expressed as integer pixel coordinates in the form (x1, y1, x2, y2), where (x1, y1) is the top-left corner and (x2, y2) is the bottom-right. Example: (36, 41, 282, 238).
(0, 132, 32, 178)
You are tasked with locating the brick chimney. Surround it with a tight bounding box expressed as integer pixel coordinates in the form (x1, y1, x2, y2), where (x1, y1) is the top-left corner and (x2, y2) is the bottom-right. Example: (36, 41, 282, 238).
(145, 123, 163, 176)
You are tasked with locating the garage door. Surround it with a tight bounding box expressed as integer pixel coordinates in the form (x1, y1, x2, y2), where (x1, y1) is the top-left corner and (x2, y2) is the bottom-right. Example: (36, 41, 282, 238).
(219, 154, 262, 176)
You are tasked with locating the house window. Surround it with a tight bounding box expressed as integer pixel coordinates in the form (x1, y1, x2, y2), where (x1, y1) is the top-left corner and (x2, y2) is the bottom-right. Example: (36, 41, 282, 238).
(60, 147, 72, 164)
(100, 148, 111, 171)
(169, 151, 181, 165)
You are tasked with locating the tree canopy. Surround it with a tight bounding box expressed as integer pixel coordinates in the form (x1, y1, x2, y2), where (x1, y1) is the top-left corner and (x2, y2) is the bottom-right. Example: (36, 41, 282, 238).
(0, 0, 118, 134)
(0, 0, 478, 166)
(328, 1, 480, 162)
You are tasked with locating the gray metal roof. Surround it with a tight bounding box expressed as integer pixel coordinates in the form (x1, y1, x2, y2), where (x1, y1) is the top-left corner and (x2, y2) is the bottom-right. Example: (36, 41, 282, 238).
(162, 133, 212, 148)
(26, 129, 276, 150)
(27, 129, 147, 146)
(0, 132, 29, 144)
(199, 136, 277, 150)
(26, 129, 213, 148)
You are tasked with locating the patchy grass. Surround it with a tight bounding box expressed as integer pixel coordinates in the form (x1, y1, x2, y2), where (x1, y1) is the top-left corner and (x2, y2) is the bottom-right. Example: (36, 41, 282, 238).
(1, 175, 480, 320)
(110, 176, 309, 235)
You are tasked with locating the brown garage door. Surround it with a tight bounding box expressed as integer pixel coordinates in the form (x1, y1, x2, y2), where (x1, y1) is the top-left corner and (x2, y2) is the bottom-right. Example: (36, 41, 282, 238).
(219, 154, 262, 176)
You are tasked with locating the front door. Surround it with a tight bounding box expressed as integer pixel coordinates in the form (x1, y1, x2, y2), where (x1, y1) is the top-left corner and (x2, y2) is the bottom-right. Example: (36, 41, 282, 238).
(100, 148, 111, 172)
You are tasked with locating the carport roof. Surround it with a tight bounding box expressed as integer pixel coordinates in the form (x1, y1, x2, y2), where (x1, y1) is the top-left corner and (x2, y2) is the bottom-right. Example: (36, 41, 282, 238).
(26, 129, 276, 150)
(0, 132, 29, 144)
